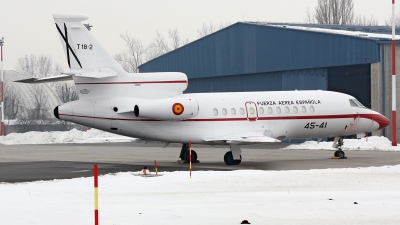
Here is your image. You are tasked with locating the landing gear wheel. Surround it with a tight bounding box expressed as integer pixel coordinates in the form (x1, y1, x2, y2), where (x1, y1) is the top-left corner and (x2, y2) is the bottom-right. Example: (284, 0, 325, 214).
(224, 151, 242, 165)
(184, 150, 197, 162)
(334, 150, 345, 158)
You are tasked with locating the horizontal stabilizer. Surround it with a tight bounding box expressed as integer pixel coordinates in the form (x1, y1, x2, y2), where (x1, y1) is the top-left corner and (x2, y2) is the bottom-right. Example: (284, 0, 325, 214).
(204, 131, 281, 144)
(15, 74, 73, 83)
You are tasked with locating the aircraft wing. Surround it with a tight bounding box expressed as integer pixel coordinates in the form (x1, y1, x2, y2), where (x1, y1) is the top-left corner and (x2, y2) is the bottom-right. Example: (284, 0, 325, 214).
(204, 131, 281, 144)
(15, 74, 73, 83)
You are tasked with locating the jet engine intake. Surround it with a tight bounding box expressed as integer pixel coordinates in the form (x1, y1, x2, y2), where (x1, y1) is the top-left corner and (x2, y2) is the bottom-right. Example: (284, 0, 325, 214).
(134, 98, 199, 120)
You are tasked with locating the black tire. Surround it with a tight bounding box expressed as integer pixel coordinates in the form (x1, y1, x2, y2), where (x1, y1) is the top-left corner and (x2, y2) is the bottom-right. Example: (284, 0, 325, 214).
(337, 151, 345, 158)
(334, 151, 339, 157)
(180, 144, 188, 160)
(223, 151, 242, 165)
(184, 150, 197, 162)
(224, 151, 230, 164)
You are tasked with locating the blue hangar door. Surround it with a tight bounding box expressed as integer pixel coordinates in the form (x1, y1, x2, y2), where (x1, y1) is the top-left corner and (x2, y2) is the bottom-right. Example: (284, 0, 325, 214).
(327, 64, 371, 108)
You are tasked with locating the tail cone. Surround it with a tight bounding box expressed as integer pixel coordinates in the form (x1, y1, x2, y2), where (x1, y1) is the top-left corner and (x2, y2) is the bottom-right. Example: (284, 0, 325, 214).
(54, 106, 60, 119)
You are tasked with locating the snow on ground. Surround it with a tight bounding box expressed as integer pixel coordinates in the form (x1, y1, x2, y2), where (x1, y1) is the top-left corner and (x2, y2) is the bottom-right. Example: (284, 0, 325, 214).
(1, 166, 399, 224)
(0, 129, 135, 145)
(1, 129, 399, 153)
(285, 136, 400, 151)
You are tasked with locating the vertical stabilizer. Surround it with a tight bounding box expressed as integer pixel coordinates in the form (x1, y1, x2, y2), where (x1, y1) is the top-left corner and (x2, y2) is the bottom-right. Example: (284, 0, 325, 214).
(53, 14, 125, 76)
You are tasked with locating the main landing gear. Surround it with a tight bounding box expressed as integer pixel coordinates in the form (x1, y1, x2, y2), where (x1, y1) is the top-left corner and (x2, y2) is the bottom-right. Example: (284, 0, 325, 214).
(179, 143, 198, 162)
(180, 143, 243, 165)
(332, 136, 346, 158)
(224, 144, 242, 165)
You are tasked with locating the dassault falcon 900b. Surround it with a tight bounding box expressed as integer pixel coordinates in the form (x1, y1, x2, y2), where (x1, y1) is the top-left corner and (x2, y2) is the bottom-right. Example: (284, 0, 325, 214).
(17, 14, 390, 165)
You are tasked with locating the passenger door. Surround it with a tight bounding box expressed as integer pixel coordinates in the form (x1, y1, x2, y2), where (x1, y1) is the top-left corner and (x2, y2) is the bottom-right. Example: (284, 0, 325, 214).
(245, 101, 258, 121)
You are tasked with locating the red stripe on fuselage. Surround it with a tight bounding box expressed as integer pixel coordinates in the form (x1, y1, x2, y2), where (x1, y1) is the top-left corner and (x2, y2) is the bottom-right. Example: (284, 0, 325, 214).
(75, 80, 187, 85)
(59, 113, 383, 123)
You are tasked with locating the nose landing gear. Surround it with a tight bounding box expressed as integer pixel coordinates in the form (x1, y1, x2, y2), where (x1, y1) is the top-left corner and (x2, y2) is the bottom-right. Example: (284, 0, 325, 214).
(332, 136, 346, 158)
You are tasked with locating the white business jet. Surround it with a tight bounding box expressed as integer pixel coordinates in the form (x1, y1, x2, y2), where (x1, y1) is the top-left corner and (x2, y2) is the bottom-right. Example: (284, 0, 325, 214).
(17, 14, 390, 165)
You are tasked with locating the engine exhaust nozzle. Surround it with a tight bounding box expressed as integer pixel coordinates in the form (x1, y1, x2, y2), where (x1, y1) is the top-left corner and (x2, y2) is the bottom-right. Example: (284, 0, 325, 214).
(54, 106, 60, 119)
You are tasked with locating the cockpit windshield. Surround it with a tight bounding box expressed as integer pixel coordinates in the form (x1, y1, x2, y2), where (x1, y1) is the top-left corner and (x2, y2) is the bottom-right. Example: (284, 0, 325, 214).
(349, 99, 365, 108)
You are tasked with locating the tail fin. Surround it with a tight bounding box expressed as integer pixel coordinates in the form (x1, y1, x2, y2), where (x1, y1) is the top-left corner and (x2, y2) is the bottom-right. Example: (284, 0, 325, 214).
(53, 14, 125, 77)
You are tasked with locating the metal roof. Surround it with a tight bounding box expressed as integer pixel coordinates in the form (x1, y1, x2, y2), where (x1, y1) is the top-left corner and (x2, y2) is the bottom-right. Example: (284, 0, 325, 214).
(139, 22, 380, 79)
(264, 22, 400, 37)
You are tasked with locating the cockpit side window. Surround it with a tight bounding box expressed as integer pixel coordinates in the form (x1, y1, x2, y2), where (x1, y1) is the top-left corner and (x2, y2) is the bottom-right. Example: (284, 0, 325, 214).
(349, 99, 365, 108)
(349, 99, 358, 107)
(353, 99, 365, 108)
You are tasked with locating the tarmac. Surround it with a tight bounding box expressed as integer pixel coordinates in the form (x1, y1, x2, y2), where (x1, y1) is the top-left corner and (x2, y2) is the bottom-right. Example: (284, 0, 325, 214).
(1, 142, 400, 183)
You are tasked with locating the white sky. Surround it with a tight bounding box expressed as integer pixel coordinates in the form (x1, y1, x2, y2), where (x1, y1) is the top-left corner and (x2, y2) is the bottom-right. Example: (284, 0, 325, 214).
(0, 0, 394, 71)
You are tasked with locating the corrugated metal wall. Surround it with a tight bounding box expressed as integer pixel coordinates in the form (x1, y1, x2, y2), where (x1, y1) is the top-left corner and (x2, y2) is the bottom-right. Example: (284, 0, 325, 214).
(328, 64, 371, 107)
(139, 23, 379, 80)
(185, 68, 327, 93)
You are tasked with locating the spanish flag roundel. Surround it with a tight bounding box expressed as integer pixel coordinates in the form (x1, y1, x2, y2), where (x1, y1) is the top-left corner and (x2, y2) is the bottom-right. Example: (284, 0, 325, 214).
(172, 103, 184, 115)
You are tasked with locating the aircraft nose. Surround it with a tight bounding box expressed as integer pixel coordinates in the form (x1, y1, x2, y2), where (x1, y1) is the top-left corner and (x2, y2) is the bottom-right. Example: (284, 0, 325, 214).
(372, 113, 390, 130)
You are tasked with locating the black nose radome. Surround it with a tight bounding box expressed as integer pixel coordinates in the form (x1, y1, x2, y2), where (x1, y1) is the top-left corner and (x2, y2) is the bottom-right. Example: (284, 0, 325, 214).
(54, 106, 59, 119)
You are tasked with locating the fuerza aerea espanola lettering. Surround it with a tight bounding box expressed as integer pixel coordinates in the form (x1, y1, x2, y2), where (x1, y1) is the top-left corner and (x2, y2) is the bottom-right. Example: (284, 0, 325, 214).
(257, 101, 277, 106)
(296, 99, 321, 105)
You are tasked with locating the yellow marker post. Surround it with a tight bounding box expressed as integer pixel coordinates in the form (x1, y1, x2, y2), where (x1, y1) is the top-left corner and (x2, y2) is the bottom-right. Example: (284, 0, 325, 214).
(154, 160, 158, 175)
(189, 141, 192, 178)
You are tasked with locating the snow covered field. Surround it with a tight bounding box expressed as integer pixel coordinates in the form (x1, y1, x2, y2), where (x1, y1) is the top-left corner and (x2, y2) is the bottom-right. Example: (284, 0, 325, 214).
(1, 129, 400, 152)
(1, 166, 399, 224)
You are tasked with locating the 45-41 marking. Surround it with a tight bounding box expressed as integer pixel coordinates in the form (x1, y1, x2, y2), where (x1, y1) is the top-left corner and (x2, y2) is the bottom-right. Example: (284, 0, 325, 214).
(304, 122, 327, 129)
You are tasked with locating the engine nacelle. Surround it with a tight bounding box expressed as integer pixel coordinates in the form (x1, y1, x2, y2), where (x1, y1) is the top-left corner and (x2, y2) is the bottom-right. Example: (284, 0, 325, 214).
(134, 98, 199, 120)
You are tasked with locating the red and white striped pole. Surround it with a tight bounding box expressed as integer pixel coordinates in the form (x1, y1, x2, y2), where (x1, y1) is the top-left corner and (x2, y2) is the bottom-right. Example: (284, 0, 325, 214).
(0, 37, 4, 136)
(392, 0, 397, 146)
(94, 165, 99, 225)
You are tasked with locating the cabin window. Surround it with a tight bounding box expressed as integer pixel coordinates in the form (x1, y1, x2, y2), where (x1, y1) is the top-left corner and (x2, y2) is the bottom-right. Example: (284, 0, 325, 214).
(276, 107, 281, 114)
(240, 108, 245, 115)
(301, 106, 306, 113)
(222, 108, 227, 116)
(293, 106, 298, 113)
(249, 107, 255, 115)
(213, 109, 218, 116)
(259, 107, 264, 114)
(310, 106, 315, 113)
(231, 108, 236, 115)
(284, 106, 290, 114)
(268, 107, 273, 114)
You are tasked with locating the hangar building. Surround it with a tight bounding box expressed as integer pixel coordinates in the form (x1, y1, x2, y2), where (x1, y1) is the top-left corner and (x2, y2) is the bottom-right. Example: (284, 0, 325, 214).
(138, 22, 400, 141)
